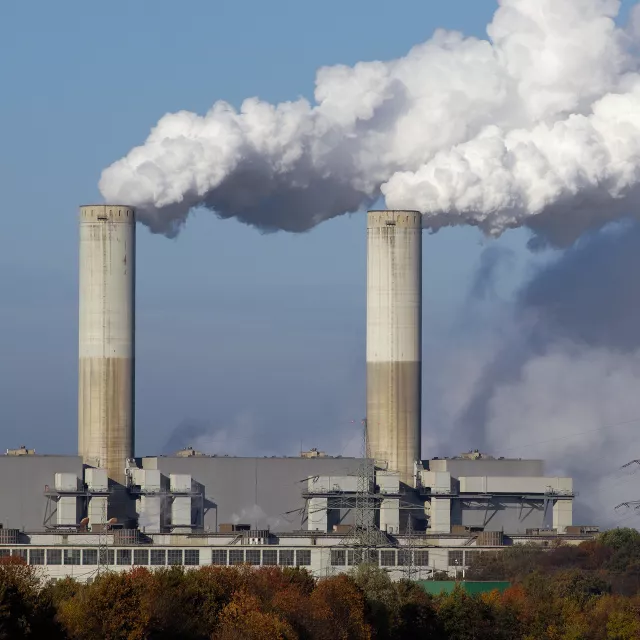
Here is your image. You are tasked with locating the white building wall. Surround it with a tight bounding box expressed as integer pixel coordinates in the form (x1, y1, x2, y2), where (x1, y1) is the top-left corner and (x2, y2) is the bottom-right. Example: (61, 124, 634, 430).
(553, 500, 573, 533)
(430, 497, 451, 533)
(380, 498, 400, 534)
(308, 498, 328, 531)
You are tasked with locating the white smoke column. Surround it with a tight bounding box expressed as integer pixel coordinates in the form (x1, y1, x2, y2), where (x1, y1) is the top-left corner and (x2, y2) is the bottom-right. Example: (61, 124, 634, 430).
(100, 0, 640, 242)
(484, 346, 640, 525)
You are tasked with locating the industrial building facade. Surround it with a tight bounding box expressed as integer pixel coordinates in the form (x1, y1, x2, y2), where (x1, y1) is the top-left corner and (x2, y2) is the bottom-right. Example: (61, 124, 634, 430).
(0, 206, 590, 582)
(0, 450, 580, 582)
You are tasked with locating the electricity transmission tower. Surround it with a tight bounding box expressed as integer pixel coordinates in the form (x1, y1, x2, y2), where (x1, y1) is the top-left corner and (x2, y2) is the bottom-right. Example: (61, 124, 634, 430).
(97, 499, 110, 576)
(342, 418, 389, 563)
(401, 513, 417, 581)
(615, 460, 640, 520)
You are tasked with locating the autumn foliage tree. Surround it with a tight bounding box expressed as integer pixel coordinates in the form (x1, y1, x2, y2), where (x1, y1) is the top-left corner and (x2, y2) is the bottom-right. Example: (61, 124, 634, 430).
(3, 527, 640, 639)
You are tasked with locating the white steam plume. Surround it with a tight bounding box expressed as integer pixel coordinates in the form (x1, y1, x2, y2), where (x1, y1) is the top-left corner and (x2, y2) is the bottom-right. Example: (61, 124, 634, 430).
(100, 0, 640, 242)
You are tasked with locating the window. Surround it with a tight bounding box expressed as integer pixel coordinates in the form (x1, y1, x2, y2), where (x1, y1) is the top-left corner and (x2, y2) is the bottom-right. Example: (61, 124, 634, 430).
(133, 550, 149, 565)
(397, 550, 411, 566)
(262, 550, 277, 566)
(82, 549, 97, 565)
(211, 549, 227, 565)
(448, 550, 464, 567)
(150, 550, 166, 566)
(0, 550, 10, 558)
(12, 549, 28, 562)
(278, 550, 294, 567)
(465, 551, 481, 567)
(347, 550, 363, 566)
(414, 550, 429, 567)
(365, 550, 378, 565)
(117, 549, 132, 565)
(184, 550, 199, 566)
(296, 550, 311, 567)
(330, 550, 346, 566)
(380, 550, 396, 567)
(246, 550, 260, 566)
(29, 549, 45, 565)
(47, 549, 62, 565)
(64, 549, 81, 565)
(99, 549, 115, 565)
(229, 550, 244, 565)
(167, 550, 183, 566)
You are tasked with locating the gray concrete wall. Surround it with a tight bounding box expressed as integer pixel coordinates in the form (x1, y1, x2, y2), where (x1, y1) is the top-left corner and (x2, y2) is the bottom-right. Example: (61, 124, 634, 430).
(0, 456, 83, 531)
(429, 458, 544, 478)
(143, 456, 363, 533)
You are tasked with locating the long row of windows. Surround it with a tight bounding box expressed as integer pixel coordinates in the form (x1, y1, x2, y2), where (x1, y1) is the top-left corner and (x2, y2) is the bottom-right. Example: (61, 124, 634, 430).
(448, 550, 485, 567)
(2, 548, 312, 567)
(2, 548, 482, 568)
(330, 549, 431, 567)
(214, 549, 311, 566)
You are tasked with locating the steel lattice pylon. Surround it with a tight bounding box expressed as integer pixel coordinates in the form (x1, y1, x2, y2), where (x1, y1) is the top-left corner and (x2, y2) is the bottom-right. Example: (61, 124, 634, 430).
(401, 513, 417, 581)
(341, 419, 390, 562)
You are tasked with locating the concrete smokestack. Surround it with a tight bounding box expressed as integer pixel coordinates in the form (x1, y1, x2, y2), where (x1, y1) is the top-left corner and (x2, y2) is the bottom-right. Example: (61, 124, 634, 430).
(366, 210, 421, 486)
(78, 205, 135, 485)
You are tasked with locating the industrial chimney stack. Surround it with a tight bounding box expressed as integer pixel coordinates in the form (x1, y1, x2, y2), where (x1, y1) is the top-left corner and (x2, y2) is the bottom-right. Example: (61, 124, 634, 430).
(366, 210, 422, 486)
(78, 205, 135, 485)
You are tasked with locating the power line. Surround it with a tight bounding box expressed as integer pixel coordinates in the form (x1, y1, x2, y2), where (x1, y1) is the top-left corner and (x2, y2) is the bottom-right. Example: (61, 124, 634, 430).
(341, 418, 389, 561)
(496, 417, 640, 456)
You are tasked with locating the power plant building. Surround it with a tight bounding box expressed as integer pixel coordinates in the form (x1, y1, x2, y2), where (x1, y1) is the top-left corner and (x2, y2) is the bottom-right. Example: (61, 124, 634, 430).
(0, 207, 587, 582)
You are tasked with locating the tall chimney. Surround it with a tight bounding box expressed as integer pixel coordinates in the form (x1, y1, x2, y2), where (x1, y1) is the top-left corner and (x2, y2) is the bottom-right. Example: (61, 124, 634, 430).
(78, 205, 135, 485)
(366, 210, 421, 486)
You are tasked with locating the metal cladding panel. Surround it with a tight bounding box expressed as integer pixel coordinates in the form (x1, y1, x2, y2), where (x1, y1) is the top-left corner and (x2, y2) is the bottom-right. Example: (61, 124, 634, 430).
(308, 497, 328, 531)
(138, 469, 161, 492)
(428, 459, 544, 478)
(459, 476, 572, 494)
(57, 497, 79, 526)
(307, 475, 358, 493)
(171, 496, 191, 526)
(459, 477, 485, 493)
(88, 496, 108, 527)
(138, 496, 162, 533)
(380, 497, 400, 534)
(0, 456, 82, 530)
(420, 470, 451, 492)
(144, 456, 363, 532)
(85, 468, 108, 491)
(366, 210, 422, 486)
(377, 471, 400, 494)
(170, 474, 192, 492)
(54, 473, 79, 491)
(78, 205, 135, 485)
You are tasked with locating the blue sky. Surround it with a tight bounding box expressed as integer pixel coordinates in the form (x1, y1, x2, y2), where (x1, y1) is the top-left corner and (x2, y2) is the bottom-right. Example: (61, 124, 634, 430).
(0, 0, 636, 458)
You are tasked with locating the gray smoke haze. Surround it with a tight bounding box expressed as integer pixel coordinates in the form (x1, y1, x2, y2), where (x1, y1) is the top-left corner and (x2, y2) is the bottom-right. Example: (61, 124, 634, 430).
(101, 0, 640, 245)
(425, 223, 640, 526)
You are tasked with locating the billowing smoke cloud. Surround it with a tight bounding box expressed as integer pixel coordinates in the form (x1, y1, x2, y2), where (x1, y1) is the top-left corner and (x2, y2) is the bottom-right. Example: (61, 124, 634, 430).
(101, 0, 640, 243)
(428, 223, 640, 525)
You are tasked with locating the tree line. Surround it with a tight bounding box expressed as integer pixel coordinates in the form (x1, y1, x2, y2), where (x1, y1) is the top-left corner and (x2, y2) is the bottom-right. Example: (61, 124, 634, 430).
(2, 527, 640, 639)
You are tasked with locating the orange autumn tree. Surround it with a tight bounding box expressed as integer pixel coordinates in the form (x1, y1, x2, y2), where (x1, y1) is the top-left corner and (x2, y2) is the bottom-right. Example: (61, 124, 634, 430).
(308, 574, 371, 640)
(213, 590, 296, 640)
